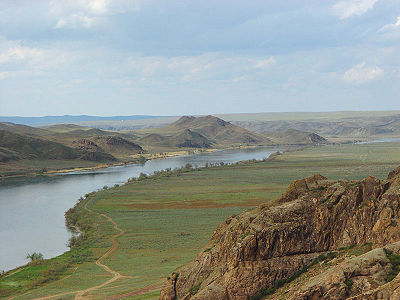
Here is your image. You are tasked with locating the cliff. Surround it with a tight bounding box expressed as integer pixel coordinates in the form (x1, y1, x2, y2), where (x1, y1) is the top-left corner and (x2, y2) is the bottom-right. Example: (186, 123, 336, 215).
(160, 167, 400, 299)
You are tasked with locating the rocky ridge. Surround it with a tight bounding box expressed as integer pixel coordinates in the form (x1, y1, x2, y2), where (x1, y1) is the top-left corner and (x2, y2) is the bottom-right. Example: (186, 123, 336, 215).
(160, 166, 400, 300)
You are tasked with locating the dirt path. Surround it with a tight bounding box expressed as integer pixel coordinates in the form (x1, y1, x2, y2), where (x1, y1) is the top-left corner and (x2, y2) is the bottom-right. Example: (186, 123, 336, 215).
(9, 196, 158, 300)
(73, 198, 128, 300)
(19, 198, 128, 300)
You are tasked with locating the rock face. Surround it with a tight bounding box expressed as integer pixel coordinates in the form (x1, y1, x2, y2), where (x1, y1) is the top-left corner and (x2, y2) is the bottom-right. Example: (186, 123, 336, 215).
(93, 136, 144, 154)
(160, 167, 400, 300)
(72, 139, 102, 152)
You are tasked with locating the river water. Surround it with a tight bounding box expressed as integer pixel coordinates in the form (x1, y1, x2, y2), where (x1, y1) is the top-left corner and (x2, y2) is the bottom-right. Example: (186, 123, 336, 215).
(0, 147, 280, 271)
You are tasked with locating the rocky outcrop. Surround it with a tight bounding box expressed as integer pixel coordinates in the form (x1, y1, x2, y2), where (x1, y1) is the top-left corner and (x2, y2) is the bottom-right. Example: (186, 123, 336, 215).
(160, 167, 400, 300)
(295, 242, 400, 299)
(72, 139, 102, 152)
(93, 136, 144, 154)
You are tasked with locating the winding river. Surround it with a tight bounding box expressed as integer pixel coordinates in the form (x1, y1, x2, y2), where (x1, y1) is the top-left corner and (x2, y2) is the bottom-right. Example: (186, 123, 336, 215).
(0, 147, 280, 271)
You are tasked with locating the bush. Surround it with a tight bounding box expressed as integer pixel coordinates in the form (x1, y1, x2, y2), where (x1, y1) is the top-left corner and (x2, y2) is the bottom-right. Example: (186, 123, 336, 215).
(138, 172, 148, 180)
(26, 252, 44, 262)
(137, 155, 147, 163)
(67, 234, 86, 248)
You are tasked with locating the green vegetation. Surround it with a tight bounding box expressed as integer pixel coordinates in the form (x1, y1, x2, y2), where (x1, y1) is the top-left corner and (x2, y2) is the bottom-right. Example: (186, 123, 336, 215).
(345, 277, 354, 295)
(26, 252, 44, 262)
(189, 283, 201, 295)
(339, 243, 373, 257)
(384, 248, 400, 282)
(2, 142, 400, 299)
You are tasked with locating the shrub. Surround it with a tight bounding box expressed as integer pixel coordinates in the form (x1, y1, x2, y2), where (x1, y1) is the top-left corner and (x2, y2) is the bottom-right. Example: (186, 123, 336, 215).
(26, 252, 44, 262)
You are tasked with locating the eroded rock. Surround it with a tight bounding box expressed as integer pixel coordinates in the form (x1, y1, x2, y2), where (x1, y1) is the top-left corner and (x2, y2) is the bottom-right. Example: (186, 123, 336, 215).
(160, 168, 400, 300)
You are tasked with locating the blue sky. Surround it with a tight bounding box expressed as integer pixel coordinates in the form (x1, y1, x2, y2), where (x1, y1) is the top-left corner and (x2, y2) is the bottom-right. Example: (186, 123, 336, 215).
(0, 0, 399, 116)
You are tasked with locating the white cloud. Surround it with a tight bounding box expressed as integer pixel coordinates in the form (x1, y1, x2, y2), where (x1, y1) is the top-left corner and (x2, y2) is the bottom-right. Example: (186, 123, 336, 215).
(342, 62, 383, 84)
(49, 0, 107, 16)
(50, 0, 143, 29)
(253, 57, 276, 69)
(0, 44, 78, 80)
(379, 16, 400, 31)
(55, 14, 96, 29)
(332, 0, 379, 19)
(125, 53, 276, 82)
(0, 46, 43, 64)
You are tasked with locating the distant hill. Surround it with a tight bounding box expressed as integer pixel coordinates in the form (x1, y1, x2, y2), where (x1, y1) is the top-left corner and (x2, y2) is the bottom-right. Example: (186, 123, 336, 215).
(266, 129, 327, 145)
(233, 113, 400, 137)
(174, 129, 212, 148)
(91, 136, 144, 155)
(154, 115, 271, 147)
(0, 123, 145, 164)
(0, 115, 162, 126)
(0, 130, 79, 162)
(0, 122, 51, 136)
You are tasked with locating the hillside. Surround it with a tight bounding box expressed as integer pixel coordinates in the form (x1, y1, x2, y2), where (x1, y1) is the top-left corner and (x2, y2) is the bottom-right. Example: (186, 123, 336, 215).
(91, 136, 144, 155)
(0, 115, 161, 126)
(233, 113, 400, 138)
(0, 122, 51, 137)
(0, 123, 148, 176)
(0, 130, 79, 161)
(266, 129, 327, 145)
(139, 115, 271, 148)
(161, 166, 400, 300)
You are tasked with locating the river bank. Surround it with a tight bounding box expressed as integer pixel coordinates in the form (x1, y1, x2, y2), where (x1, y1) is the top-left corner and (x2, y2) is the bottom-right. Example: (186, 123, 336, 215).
(0, 148, 219, 180)
(3, 142, 400, 298)
(0, 146, 281, 274)
(1, 145, 271, 180)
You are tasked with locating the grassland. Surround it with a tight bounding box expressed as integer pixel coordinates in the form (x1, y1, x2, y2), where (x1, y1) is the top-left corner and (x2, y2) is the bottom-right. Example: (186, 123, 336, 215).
(1, 142, 400, 299)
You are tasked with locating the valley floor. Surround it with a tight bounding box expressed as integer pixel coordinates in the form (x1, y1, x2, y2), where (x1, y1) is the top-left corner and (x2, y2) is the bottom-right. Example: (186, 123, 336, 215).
(2, 142, 400, 299)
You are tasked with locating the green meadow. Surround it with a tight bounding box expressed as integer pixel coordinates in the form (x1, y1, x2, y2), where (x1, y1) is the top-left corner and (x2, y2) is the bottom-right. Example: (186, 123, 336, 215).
(1, 142, 400, 299)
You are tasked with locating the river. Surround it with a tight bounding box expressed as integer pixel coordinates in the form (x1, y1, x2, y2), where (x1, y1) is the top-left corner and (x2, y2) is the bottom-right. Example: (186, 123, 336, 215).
(0, 147, 280, 271)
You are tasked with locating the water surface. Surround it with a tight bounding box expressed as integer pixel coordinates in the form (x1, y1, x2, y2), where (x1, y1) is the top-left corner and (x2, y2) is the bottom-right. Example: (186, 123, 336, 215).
(0, 147, 279, 271)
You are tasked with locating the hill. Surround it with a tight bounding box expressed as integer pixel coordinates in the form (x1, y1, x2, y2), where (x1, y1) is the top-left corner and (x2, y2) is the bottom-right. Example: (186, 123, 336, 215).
(0, 115, 162, 126)
(140, 115, 271, 148)
(266, 129, 327, 145)
(0, 122, 51, 137)
(161, 166, 400, 299)
(233, 113, 400, 138)
(91, 136, 144, 155)
(0, 130, 79, 161)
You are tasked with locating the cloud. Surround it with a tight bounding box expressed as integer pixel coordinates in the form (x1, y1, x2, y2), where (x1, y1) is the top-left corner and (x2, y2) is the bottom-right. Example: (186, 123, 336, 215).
(0, 46, 43, 64)
(49, 0, 107, 16)
(125, 53, 276, 83)
(342, 62, 383, 84)
(50, 0, 142, 29)
(332, 0, 379, 19)
(379, 16, 400, 31)
(55, 14, 96, 28)
(0, 44, 78, 80)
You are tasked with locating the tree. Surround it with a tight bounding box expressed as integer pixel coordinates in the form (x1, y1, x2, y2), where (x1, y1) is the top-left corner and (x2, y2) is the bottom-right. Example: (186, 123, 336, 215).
(26, 252, 44, 262)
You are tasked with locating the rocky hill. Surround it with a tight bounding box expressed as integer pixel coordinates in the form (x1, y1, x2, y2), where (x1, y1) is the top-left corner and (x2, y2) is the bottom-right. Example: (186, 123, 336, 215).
(161, 166, 400, 300)
(140, 115, 271, 148)
(92, 136, 144, 155)
(266, 129, 327, 145)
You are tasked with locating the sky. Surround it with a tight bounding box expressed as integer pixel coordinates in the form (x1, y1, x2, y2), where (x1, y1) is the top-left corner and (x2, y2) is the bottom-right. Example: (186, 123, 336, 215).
(0, 0, 399, 116)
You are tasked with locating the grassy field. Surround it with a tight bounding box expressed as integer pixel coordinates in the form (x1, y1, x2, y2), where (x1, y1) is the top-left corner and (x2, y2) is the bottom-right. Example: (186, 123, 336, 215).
(1, 142, 400, 299)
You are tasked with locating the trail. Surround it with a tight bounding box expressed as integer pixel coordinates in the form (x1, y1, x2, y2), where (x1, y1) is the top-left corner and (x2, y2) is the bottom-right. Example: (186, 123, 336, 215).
(73, 199, 127, 300)
(28, 197, 127, 300)
(9, 196, 161, 300)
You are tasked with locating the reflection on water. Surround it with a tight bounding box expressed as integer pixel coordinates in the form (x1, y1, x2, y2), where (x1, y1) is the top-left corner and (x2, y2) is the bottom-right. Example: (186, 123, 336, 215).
(0, 147, 279, 271)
